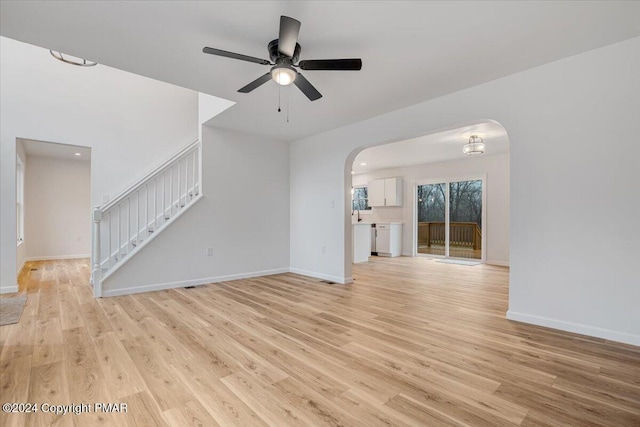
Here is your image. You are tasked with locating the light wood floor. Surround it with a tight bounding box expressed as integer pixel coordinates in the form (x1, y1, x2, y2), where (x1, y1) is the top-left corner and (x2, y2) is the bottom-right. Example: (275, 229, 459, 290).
(1, 258, 639, 426)
(417, 245, 482, 259)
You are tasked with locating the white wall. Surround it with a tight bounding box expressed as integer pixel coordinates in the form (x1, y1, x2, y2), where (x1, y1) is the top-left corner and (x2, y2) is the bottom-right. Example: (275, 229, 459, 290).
(15, 141, 27, 275)
(0, 36, 209, 293)
(290, 37, 640, 345)
(102, 126, 290, 296)
(352, 153, 509, 265)
(24, 155, 91, 260)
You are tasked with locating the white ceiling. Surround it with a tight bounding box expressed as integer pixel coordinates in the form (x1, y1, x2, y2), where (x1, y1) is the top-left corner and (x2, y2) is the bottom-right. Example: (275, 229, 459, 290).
(19, 138, 91, 161)
(353, 121, 508, 174)
(2, 1, 639, 142)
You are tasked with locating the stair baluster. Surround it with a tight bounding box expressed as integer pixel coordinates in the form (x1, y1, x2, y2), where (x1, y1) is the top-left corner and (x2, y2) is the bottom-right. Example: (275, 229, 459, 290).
(91, 139, 202, 297)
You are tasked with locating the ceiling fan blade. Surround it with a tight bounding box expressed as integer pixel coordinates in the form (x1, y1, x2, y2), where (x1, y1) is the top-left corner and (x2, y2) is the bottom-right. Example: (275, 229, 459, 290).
(278, 16, 301, 57)
(298, 59, 362, 71)
(294, 72, 322, 101)
(238, 73, 272, 93)
(203, 47, 270, 65)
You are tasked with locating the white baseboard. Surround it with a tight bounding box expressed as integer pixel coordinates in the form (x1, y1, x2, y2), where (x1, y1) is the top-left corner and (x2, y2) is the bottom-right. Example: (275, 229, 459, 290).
(25, 254, 91, 261)
(289, 268, 352, 284)
(0, 285, 19, 295)
(18, 259, 26, 275)
(487, 260, 510, 267)
(506, 310, 640, 347)
(102, 267, 290, 297)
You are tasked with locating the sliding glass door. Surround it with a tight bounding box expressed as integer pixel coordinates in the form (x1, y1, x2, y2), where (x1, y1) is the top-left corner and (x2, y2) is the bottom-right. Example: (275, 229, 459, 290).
(416, 178, 484, 260)
(449, 180, 482, 260)
(417, 183, 446, 256)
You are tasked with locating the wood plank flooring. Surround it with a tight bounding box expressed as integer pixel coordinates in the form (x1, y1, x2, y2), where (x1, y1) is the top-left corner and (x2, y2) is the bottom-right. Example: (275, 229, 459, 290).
(1, 257, 639, 426)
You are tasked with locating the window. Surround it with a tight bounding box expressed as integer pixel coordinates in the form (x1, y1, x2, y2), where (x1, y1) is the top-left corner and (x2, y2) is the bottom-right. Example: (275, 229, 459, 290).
(16, 155, 24, 244)
(352, 185, 372, 211)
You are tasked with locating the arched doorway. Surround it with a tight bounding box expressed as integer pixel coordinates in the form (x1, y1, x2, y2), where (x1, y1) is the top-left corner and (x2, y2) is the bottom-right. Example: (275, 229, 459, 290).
(345, 120, 510, 276)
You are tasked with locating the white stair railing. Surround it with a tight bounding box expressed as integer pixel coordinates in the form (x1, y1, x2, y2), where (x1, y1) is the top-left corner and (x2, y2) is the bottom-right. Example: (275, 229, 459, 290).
(91, 139, 202, 297)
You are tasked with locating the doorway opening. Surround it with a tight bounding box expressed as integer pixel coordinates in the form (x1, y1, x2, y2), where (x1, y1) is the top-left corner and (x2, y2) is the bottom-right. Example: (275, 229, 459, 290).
(16, 138, 92, 292)
(348, 120, 508, 268)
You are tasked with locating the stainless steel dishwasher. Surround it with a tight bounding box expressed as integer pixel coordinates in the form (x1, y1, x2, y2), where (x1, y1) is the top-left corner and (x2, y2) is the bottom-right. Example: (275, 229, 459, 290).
(370, 224, 377, 255)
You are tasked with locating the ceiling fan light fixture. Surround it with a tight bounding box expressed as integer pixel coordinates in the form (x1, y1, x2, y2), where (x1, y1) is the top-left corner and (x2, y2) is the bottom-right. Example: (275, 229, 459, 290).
(463, 135, 485, 155)
(50, 50, 97, 67)
(271, 66, 297, 86)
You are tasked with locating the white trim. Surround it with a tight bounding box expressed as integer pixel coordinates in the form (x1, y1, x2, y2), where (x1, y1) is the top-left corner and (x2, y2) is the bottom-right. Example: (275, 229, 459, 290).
(100, 139, 199, 212)
(100, 194, 203, 283)
(289, 268, 353, 284)
(17, 258, 26, 280)
(506, 310, 640, 347)
(0, 285, 19, 295)
(25, 254, 91, 261)
(102, 267, 290, 297)
(487, 260, 510, 267)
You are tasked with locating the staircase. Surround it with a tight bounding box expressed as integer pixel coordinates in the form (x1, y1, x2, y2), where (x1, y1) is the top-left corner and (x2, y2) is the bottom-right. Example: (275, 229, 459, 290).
(91, 139, 202, 297)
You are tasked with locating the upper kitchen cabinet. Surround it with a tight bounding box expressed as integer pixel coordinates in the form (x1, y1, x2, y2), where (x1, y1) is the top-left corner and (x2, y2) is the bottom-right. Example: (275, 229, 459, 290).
(368, 177, 403, 207)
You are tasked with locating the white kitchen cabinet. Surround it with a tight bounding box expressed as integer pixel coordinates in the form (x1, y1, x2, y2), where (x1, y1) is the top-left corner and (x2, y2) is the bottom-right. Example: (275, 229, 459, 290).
(367, 179, 385, 207)
(375, 223, 402, 257)
(368, 177, 403, 207)
(352, 223, 371, 263)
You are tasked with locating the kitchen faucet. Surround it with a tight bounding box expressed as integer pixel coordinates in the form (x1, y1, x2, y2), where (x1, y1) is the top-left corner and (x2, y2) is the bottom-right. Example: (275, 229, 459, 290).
(353, 209, 362, 222)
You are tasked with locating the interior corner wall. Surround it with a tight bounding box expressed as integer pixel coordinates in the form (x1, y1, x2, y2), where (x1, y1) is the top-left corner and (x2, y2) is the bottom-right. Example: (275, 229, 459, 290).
(101, 125, 290, 295)
(352, 153, 510, 265)
(24, 155, 91, 260)
(15, 140, 27, 278)
(290, 37, 640, 345)
(0, 36, 200, 293)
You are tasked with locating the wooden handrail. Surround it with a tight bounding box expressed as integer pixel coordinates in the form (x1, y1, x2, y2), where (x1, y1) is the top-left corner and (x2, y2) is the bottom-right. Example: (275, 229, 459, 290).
(418, 222, 481, 249)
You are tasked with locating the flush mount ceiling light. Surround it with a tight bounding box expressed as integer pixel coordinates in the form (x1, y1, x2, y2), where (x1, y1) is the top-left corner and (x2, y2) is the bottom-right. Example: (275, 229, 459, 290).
(463, 135, 486, 155)
(74, 152, 81, 156)
(359, 162, 367, 166)
(271, 65, 297, 86)
(50, 50, 97, 67)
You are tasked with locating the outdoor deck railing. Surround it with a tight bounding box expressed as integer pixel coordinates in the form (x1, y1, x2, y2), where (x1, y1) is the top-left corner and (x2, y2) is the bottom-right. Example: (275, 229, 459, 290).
(418, 222, 481, 250)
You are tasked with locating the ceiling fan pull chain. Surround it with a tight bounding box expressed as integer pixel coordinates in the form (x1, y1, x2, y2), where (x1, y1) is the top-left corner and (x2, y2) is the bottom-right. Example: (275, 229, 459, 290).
(278, 84, 281, 112)
(287, 87, 290, 123)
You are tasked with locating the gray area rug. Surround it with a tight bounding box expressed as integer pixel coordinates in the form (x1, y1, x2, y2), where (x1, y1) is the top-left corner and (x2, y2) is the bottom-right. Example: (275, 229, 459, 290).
(436, 259, 482, 266)
(0, 294, 27, 326)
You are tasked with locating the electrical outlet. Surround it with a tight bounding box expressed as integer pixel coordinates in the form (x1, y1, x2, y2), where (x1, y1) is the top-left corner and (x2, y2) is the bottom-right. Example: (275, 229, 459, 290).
(330, 199, 335, 208)
(103, 194, 110, 203)
(321, 246, 326, 254)
(206, 247, 214, 256)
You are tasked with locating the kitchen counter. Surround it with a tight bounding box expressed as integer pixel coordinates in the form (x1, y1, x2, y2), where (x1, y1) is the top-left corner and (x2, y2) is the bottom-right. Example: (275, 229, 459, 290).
(374, 223, 403, 257)
(351, 221, 404, 225)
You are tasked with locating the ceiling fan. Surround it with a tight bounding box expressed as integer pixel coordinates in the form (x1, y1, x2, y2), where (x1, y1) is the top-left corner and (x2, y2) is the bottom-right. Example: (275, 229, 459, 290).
(203, 16, 362, 101)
